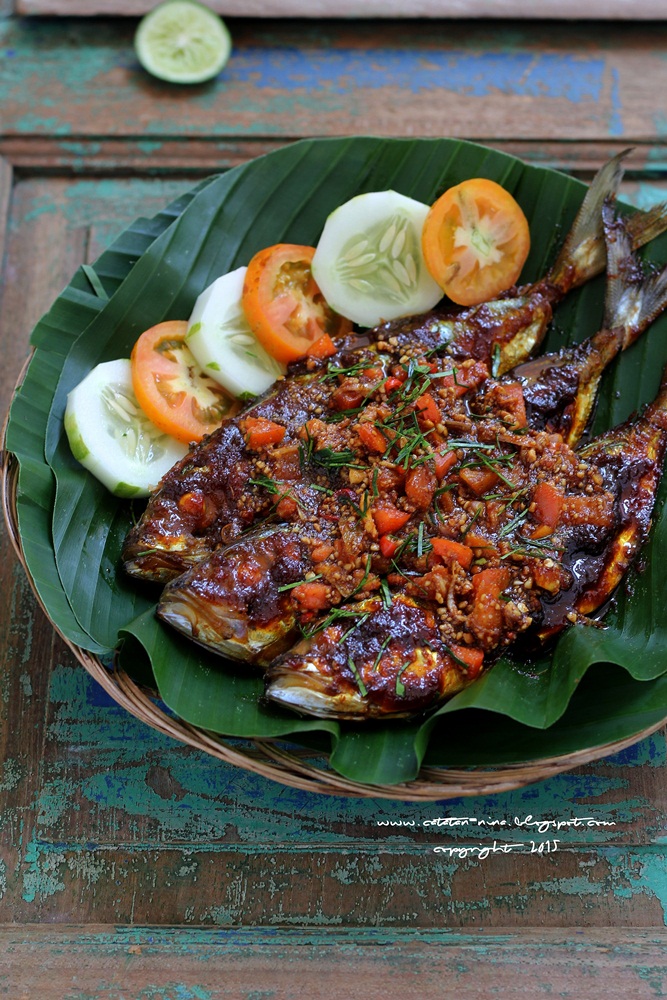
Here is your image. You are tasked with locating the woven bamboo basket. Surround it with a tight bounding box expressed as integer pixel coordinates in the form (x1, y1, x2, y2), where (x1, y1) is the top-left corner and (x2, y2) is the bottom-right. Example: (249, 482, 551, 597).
(3, 407, 665, 800)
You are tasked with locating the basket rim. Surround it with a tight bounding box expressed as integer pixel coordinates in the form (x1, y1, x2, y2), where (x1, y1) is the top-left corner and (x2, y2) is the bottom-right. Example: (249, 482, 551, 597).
(3, 365, 665, 800)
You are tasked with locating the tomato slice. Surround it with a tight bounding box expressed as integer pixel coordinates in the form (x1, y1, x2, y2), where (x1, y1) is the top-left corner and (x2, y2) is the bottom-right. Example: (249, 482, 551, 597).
(422, 178, 531, 307)
(242, 244, 352, 364)
(131, 320, 239, 444)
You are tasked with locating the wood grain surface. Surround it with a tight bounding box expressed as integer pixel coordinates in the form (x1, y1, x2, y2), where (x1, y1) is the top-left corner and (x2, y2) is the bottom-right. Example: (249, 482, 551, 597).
(14, 0, 667, 19)
(4, 927, 667, 998)
(2, 14, 667, 997)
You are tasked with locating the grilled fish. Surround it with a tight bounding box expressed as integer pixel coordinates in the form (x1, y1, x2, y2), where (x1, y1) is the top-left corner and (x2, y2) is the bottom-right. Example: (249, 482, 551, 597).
(156, 209, 667, 725)
(265, 349, 667, 719)
(122, 153, 667, 584)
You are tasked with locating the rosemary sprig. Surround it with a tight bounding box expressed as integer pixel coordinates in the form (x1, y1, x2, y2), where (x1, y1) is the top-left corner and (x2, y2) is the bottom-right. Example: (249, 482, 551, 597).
(442, 642, 474, 671)
(300, 606, 369, 639)
(249, 474, 282, 495)
(395, 660, 411, 696)
(497, 508, 529, 538)
(462, 505, 482, 536)
(313, 447, 363, 469)
(372, 635, 392, 672)
(277, 574, 322, 593)
(348, 553, 373, 600)
(347, 656, 368, 698)
(500, 536, 565, 561)
(341, 612, 371, 642)
(380, 577, 392, 609)
(324, 359, 370, 380)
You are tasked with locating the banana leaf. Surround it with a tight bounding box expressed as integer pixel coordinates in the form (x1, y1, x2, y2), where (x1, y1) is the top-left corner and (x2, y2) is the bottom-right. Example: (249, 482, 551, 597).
(7, 137, 667, 786)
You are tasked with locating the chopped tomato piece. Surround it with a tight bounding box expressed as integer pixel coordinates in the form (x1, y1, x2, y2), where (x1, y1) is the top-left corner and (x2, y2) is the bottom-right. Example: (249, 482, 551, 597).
(292, 582, 330, 610)
(241, 416, 286, 450)
(469, 567, 511, 645)
(308, 332, 337, 359)
(531, 561, 567, 594)
(561, 493, 615, 529)
(131, 320, 239, 444)
(532, 482, 564, 528)
(356, 423, 388, 454)
(459, 467, 498, 495)
(433, 449, 458, 480)
(311, 543, 335, 563)
(464, 530, 496, 552)
(405, 465, 437, 508)
(430, 537, 473, 570)
(242, 244, 352, 364)
(271, 444, 301, 480)
(379, 534, 400, 559)
(331, 382, 365, 411)
(487, 381, 527, 428)
(531, 524, 555, 540)
(423, 178, 531, 307)
(438, 362, 489, 398)
(449, 644, 484, 679)
(372, 505, 411, 535)
(384, 376, 404, 393)
(415, 392, 442, 424)
(376, 466, 406, 493)
(276, 495, 298, 519)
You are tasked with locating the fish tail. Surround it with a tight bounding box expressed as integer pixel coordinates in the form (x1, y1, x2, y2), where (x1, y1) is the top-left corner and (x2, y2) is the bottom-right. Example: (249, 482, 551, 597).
(602, 201, 667, 349)
(548, 150, 631, 292)
(548, 151, 667, 294)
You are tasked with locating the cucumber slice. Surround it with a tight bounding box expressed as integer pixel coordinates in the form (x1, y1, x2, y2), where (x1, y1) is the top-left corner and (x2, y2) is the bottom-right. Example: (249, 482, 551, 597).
(134, 0, 232, 85)
(311, 190, 443, 328)
(186, 267, 286, 399)
(65, 359, 188, 498)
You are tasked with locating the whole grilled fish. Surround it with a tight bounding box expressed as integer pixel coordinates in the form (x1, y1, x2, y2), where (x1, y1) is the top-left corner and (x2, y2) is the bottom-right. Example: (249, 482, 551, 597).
(122, 153, 667, 584)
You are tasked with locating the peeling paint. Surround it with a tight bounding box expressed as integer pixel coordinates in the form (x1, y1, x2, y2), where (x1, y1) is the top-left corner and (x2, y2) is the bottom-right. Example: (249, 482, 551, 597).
(0, 758, 21, 793)
(22, 839, 66, 904)
(608, 850, 667, 925)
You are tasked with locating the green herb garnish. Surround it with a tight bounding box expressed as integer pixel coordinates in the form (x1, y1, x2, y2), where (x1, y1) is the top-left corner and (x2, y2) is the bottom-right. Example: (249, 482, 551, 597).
(347, 656, 368, 698)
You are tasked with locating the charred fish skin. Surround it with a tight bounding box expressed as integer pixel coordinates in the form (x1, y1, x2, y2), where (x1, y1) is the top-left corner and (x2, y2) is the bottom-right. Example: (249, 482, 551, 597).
(571, 369, 667, 617)
(122, 154, 667, 584)
(265, 595, 486, 720)
(122, 367, 330, 581)
(157, 523, 316, 665)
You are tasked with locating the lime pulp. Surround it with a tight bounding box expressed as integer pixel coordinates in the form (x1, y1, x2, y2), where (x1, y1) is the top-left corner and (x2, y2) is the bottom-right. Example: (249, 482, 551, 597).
(135, 0, 232, 85)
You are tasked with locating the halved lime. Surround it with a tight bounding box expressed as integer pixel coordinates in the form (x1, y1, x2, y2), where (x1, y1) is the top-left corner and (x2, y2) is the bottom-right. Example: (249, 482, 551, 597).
(135, 0, 232, 85)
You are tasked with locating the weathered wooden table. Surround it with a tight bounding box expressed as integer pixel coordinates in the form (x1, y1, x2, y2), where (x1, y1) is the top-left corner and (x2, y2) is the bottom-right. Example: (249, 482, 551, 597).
(3, 12, 667, 997)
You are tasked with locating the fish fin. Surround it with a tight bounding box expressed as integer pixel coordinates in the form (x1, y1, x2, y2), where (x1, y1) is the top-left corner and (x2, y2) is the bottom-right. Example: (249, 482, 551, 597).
(548, 149, 631, 292)
(625, 199, 667, 249)
(603, 201, 667, 349)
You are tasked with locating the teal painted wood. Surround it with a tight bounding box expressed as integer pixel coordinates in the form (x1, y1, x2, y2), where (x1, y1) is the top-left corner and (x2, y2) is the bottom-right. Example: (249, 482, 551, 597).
(2, 19, 667, 143)
(3, 652, 667, 926)
(3, 927, 667, 999)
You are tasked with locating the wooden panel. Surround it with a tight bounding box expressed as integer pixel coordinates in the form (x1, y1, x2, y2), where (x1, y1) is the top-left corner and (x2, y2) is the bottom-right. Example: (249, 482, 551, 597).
(3, 927, 667, 999)
(5, 138, 667, 178)
(2, 19, 667, 150)
(15, 0, 667, 16)
(4, 167, 667, 929)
